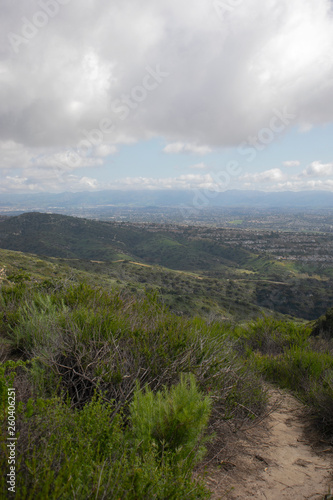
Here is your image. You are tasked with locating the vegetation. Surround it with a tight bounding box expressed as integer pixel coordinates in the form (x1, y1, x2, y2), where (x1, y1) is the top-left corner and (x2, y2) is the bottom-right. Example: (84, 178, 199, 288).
(1, 212, 332, 321)
(235, 317, 333, 440)
(0, 275, 266, 499)
(311, 306, 333, 339)
(0, 214, 332, 498)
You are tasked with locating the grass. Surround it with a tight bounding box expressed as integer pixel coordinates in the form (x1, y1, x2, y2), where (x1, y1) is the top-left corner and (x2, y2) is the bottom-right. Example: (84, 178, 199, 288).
(233, 316, 333, 441)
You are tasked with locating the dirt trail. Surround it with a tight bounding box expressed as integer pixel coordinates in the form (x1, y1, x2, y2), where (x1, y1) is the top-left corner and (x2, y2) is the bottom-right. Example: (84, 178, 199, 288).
(203, 388, 333, 499)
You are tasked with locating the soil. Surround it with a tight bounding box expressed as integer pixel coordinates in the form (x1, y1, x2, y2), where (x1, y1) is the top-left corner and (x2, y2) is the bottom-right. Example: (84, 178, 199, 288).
(199, 387, 333, 499)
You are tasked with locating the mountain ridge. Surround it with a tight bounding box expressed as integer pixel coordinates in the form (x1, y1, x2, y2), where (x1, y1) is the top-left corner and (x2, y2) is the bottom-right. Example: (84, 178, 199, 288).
(1, 189, 333, 211)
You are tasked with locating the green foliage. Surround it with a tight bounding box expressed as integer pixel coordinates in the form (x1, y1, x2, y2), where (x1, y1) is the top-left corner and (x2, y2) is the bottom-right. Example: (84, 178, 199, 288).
(6, 270, 31, 284)
(233, 316, 333, 439)
(3, 212, 333, 322)
(0, 359, 26, 404)
(256, 347, 333, 390)
(9, 293, 68, 354)
(1, 387, 209, 499)
(233, 316, 310, 356)
(0, 276, 269, 497)
(1, 213, 333, 494)
(0, 281, 265, 421)
(255, 346, 333, 439)
(130, 374, 212, 465)
(311, 306, 333, 339)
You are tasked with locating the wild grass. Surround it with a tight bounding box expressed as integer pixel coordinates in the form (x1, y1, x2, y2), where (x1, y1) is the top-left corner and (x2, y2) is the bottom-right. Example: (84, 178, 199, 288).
(236, 316, 333, 441)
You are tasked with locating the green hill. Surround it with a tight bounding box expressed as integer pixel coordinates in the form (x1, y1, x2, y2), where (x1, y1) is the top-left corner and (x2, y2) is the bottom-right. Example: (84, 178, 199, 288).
(0, 212, 253, 270)
(0, 221, 332, 498)
(0, 212, 332, 320)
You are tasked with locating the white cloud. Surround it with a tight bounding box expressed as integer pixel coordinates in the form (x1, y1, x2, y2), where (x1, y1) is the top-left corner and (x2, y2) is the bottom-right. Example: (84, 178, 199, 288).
(241, 168, 286, 184)
(163, 143, 212, 155)
(0, 173, 100, 194)
(94, 144, 118, 157)
(282, 160, 301, 168)
(300, 161, 333, 177)
(273, 179, 333, 191)
(2, 0, 333, 153)
(2, 0, 333, 193)
(236, 162, 333, 191)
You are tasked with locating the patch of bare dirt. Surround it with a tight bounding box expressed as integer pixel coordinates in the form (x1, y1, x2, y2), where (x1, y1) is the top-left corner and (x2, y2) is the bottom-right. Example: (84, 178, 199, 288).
(0, 266, 6, 281)
(199, 388, 333, 499)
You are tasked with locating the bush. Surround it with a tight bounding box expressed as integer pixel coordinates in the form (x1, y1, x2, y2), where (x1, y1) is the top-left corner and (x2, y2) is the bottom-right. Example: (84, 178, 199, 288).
(1, 382, 210, 499)
(9, 294, 68, 355)
(129, 373, 212, 466)
(234, 316, 310, 356)
(0, 280, 269, 497)
(256, 347, 333, 439)
(1, 283, 266, 423)
(311, 306, 333, 339)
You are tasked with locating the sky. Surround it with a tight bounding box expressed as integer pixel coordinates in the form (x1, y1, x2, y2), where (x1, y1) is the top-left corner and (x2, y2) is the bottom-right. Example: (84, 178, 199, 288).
(1, 0, 333, 194)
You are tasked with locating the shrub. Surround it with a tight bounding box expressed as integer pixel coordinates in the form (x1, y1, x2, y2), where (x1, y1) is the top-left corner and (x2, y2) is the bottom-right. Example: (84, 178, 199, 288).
(256, 347, 333, 439)
(234, 316, 310, 356)
(1, 282, 266, 423)
(9, 293, 68, 355)
(1, 384, 210, 498)
(0, 279, 269, 497)
(129, 373, 212, 466)
(311, 306, 333, 340)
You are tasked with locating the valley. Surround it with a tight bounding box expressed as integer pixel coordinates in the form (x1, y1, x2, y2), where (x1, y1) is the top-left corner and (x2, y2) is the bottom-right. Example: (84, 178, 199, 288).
(0, 212, 332, 321)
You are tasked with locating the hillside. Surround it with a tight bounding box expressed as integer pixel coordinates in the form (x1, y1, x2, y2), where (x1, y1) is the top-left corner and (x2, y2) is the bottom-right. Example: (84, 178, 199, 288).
(0, 212, 254, 269)
(0, 212, 333, 320)
(0, 253, 332, 499)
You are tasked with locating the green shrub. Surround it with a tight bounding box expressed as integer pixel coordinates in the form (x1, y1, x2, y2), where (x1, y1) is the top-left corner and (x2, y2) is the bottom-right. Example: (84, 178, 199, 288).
(0, 279, 269, 498)
(234, 316, 310, 356)
(1, 282, 265, 422)
(1, 386, 210, 499)
(9, 293, 68, 355)
(256, 347, 333, 439)
(311, 306, 333, 339)
(129, 373, 212, 465)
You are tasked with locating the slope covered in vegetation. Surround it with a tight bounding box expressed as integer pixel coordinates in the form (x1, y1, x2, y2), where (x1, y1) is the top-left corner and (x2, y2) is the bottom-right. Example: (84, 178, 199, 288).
(0, 218, 332, 498)
(0, 269, 267, 499)
(1, 212, 333, 320)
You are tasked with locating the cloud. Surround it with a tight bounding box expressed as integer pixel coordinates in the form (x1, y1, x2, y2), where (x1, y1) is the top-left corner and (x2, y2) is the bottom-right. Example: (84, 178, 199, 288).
(0, 172, 100, 194)
(300, 161, 333, 177)
(94, 144, 118, 158)
(163, 143, 212, 155)
(240, 168, 286, 184)
(2, 0, 333, 194)
(1, 0, 333, 155)
(0, 140, 104, 173)
(282, 160, 301, 168)
(273, 179, 333, 191)
(237, 162, 333, 191)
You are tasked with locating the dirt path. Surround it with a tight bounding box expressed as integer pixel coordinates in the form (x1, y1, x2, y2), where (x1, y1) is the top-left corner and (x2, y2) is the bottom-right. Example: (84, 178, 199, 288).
(202, 388, 333, 499)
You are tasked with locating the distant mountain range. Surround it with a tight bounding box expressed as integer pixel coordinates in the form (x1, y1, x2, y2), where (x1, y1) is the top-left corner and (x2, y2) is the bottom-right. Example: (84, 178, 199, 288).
(0, 189, 333, 212)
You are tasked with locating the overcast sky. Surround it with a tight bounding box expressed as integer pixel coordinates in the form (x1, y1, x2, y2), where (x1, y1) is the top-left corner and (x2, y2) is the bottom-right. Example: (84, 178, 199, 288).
(1, 0, 333, 193)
